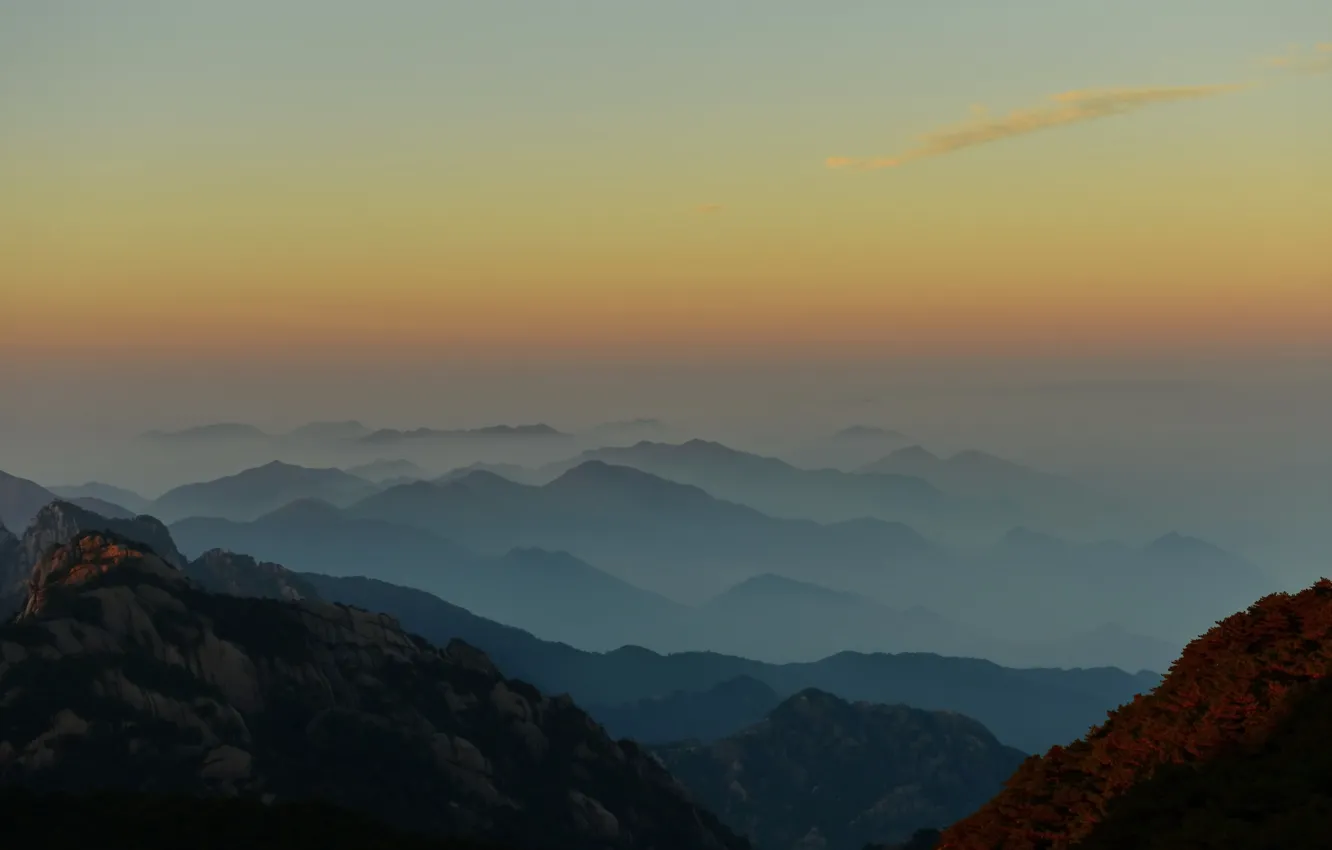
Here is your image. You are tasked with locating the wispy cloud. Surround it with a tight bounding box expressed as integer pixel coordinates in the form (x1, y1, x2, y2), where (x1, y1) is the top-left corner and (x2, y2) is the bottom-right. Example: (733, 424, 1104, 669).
(827, 83, 1248, 171)
(696, 203, 724, 213)
(1262, 42, 1332, 74)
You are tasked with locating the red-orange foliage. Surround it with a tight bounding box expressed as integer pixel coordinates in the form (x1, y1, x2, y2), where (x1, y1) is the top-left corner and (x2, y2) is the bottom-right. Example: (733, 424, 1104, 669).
(938, 578, 1332, 850)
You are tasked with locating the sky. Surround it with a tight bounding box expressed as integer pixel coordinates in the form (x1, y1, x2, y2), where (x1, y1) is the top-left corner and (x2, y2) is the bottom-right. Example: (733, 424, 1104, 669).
(2, 0, 1330, 369)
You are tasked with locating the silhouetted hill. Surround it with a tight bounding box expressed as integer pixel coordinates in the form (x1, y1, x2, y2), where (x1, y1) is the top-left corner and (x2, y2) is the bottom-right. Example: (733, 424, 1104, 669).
(0, 531, 749, 850)
(0, 788, 510, 849)
(939, 577, 1332, 850)
(0, 470, 56, 531)
(656, 689, 1027, 850)
(586, 676, 781, 744)
(49, 481, 153, 514)
(152, 461, 381, 522)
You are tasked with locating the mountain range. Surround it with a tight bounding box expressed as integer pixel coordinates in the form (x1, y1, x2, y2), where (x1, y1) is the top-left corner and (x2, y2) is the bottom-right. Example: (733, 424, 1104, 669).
(0, 530, 747, 850)
(168, 487, 1178, 670)
(2, 500, 1153, 755)
(657, 688, 1027, 850)
(17, 452, 1265, 651)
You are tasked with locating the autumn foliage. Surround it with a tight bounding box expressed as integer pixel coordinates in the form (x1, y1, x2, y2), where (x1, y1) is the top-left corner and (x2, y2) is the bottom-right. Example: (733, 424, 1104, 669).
(938, 578, 1332, 849)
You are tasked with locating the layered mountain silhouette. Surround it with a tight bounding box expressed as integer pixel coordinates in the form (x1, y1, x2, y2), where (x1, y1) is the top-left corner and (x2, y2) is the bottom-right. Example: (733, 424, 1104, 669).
(8, 498, 1155, 753)
(0, 530, 749, 850)
(294, 574, 1150, 754)
(656, 688, 1027, 850)
(172, 489, 999, 663)
(151, 461, 381, 522)
(539, 440, 963, 530)
(171, 505, 685, 652)
(344, 462, 935, 602)
(938, 577, 1332, 850)
(860, 446, 1146, 541)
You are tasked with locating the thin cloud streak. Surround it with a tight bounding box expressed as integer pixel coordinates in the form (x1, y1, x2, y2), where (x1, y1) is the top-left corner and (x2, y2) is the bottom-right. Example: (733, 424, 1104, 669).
(827, 83, 1248, 171)
(1263, 42, 1332, 73)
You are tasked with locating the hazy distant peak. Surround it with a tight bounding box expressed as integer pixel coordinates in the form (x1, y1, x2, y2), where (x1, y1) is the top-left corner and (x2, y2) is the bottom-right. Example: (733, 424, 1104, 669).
(1144, 531, 1229, 558)
(711, 573, 860, 604)
(550, 460, 706, 497)
(887, 444, 939, 462)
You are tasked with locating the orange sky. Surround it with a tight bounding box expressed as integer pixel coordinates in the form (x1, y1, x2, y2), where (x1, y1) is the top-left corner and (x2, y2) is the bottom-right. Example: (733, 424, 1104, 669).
(2, 5, 1329, 362)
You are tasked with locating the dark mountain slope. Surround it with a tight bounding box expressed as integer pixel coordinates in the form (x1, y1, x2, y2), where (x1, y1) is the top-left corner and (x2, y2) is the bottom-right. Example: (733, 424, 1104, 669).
(586, 676, 781, 745)
(0, 788, 509, 849)
(0, 531, 748, 850)
(939, 577, 1332, 850)
(657, 689, 1026, 850)
(300, 575, 1148, 754)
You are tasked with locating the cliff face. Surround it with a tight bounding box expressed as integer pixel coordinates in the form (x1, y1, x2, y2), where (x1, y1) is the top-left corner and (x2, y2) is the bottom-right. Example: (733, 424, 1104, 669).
(656, 688, 1026, 850)
(939, 578, 1332, 850)
(0, 531, 749, 850)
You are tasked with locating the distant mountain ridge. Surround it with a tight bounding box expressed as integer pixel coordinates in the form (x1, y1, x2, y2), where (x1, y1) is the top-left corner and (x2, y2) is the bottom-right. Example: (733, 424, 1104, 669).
(151, 461, 381, 522)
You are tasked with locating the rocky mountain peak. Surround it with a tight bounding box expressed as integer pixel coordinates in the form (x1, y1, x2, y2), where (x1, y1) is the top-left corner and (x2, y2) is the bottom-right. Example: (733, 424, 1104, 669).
(19, 531, 182, 620)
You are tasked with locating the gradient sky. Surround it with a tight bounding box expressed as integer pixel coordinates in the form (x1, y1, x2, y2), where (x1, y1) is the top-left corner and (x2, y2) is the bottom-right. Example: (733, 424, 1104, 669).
(2, 0, 1330, 362)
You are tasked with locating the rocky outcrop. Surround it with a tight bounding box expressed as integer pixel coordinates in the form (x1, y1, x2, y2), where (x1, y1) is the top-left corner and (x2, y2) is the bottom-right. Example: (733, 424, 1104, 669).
(656, 689, 1024, 850)
(185, 549, 320, 602)
(0, 531, 748, 850)
(0, 500, 184, 620)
